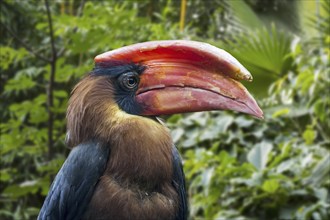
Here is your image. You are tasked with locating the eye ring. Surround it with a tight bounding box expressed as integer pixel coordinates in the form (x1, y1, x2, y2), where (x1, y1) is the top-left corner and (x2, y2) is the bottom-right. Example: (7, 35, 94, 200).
(118, 72, 140, 91)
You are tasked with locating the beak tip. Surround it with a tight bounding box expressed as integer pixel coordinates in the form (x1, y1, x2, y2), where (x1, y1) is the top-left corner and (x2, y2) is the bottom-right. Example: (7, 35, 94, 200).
(244, 96, 263, 119)
(255, 113, 264, 120)
(239, 67, 253, 82)
(253, 108, 264, 119)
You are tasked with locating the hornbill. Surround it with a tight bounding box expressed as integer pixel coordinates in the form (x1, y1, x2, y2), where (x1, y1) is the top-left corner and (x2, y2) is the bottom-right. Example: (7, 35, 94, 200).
(38, 40, 263, 220)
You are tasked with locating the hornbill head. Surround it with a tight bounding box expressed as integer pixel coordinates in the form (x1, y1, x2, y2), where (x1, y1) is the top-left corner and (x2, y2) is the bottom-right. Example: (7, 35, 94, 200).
(67, 40, 263, 146)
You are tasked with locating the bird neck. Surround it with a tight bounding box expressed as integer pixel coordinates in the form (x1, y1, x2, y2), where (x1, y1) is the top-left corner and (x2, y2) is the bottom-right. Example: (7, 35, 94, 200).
(103, 107, 174, 187)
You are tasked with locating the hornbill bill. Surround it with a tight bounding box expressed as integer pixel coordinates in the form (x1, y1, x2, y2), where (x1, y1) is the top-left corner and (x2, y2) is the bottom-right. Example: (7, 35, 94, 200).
(38, 40, 263, 220)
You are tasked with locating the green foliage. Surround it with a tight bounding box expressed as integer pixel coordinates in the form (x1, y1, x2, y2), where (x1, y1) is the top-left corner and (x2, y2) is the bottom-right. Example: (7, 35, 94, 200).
(307, 0, 330, 46)
(217, 25, 294, 98)
(170, 68, 329, 219)
(228, 0, 263, 29)
(1, 0, 329, 220)
(227, 25, 293, 76)
(168, 17, 330, 218)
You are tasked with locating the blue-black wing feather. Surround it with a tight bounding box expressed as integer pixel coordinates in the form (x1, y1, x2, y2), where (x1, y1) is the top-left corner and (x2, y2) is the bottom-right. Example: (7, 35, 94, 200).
(38, 141, 110, 220)
(172, 146, 188, 220)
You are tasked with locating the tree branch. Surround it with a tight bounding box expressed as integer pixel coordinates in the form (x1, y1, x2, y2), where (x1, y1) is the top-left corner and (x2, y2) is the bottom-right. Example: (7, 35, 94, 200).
(1, 21, 51, 63)
(45, 0, 57, 160)
(45, 0, 57, 62)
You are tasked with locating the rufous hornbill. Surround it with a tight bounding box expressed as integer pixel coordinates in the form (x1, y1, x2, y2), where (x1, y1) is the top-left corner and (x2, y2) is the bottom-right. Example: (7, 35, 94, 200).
(38, 40, 263, 220)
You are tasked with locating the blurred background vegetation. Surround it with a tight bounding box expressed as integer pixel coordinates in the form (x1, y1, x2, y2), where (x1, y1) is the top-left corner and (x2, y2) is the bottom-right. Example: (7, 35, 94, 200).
(0, 0, 329, 219)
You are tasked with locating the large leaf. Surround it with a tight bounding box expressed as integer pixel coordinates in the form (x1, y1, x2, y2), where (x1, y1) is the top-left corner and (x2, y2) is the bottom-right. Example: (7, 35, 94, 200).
(247, 141, 273, 171)
(228, 0, 263, 30)
(220, 25, 294, 97)
(303, 154, 330, 186)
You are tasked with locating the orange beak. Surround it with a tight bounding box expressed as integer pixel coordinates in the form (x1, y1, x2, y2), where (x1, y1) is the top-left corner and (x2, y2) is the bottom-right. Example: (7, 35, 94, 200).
(95, 40, 263, 118)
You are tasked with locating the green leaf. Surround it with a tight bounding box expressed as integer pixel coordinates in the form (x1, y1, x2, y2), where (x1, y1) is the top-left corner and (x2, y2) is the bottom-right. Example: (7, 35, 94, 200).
(171, 128, 184, 143)
(3, 181, 39, 198)
(313, 99, 327, 122)
(54, 90, 68, 99)
(216, 115, 234, 133)
(234, 116, 254, 128)
(202, 167, 214, 196)
(247, 142, 273, 170)
(5, 75, 36, 94)
(303, 154, 330, 186)
(228, 0, 263, 29)
(262, 179, 279, 193)
(220, 25, 293, 97)
(272, 108, 290, 118)
(303, 126, 316, 145)
(0, 169, 11, 182)
(296, 70, 314, 94)
(0, 47, 28, 70)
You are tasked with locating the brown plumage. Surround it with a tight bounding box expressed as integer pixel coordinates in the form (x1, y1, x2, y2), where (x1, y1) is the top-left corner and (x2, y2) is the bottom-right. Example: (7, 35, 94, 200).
(66, 75, 115, 147)
(67, 74, 178, 219)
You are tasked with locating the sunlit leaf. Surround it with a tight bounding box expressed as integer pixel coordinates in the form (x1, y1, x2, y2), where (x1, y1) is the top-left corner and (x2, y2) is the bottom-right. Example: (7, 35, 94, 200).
(303, 126, 316, 145)
(272, 108, 290, 118)
(262, 179, 279, 193)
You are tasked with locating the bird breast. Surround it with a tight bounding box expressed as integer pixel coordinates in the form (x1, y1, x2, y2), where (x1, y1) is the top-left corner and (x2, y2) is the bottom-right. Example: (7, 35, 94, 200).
(83, 116, 179, 220)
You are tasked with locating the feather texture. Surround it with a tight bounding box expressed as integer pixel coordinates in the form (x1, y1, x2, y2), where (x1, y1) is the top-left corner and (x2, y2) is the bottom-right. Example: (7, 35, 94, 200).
(38, 141, 110, 220)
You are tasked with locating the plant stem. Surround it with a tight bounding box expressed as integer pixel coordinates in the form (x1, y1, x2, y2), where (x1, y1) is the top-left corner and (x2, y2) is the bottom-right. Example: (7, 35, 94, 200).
(45, 0, 57, 161)
(180, 0, 187, 32)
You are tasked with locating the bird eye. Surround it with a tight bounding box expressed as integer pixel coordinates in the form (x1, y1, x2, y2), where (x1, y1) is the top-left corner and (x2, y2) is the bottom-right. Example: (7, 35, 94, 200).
(118, 72, 140, 91)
